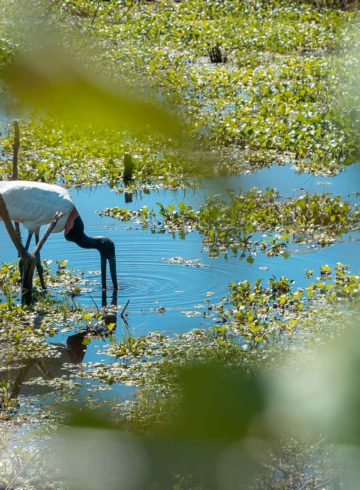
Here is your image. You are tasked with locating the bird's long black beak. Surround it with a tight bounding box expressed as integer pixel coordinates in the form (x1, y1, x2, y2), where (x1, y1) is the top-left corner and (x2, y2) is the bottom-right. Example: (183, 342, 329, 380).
(100, 252, 118, 290)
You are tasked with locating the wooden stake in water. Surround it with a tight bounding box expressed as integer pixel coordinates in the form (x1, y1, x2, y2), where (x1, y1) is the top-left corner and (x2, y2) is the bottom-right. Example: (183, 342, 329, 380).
(12, 121, 19, 180)
(123, 153, 134, 185)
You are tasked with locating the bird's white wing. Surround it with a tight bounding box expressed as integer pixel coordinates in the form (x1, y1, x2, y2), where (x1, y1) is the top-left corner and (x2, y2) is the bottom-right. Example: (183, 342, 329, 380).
(0, 182, 74, 233)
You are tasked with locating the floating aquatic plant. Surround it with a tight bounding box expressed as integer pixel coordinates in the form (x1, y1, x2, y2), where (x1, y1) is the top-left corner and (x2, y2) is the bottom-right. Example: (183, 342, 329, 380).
(101, 189, 360, 259)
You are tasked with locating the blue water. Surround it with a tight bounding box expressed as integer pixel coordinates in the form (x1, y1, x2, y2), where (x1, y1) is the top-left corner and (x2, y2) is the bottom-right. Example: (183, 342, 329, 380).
(0, 163, 359, 400)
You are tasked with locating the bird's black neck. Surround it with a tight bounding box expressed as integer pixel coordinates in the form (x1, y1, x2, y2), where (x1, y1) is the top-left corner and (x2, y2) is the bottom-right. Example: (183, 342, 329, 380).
(64, 214, 118, 290)
(64, 216, 100, 250)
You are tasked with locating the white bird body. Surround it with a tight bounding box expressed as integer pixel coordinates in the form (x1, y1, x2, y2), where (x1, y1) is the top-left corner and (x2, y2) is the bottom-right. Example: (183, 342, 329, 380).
(0, 180, 118, 291)
(0, 180, 74, 233)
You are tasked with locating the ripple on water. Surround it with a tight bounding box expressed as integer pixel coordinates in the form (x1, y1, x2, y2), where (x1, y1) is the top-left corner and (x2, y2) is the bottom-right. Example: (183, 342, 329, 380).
(0, 164, 359, 338)
(69, 233, 241, 312)
(119, 257, 239, 310)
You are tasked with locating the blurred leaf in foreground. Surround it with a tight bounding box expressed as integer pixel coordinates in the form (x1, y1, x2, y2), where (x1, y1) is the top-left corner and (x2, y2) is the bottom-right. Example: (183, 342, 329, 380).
(1, 44, 184, 139)
(59, 362, 269, 489)
(0, 1, 184, 140)
(57, 312, 360, 488)
(266, 316, 360, 444)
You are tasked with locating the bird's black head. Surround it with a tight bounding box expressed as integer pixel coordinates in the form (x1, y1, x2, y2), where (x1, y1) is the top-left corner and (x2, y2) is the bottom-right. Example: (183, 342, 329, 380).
(65, 216, 118, 289)
(95, 236, 115, 257)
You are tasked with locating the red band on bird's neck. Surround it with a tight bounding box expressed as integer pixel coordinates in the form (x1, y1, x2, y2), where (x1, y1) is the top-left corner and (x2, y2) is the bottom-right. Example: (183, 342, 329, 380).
(64, 207, 79, 235)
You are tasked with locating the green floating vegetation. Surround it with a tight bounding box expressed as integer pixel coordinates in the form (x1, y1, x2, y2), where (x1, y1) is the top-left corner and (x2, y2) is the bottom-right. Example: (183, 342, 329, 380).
(67, 264, 359, 444)
(0, 0, 359, 188)
(0, 120, 190, 188)
(101, 189, 360, 258)
(75, 264, 359, 390)
(0, 260, 358, 487)
(222, 262, 360, 346)
(0, 259, 116, 418)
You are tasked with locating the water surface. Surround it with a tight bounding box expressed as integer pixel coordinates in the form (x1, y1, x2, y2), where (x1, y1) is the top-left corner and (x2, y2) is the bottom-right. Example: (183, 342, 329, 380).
(0, 164, 359, 394)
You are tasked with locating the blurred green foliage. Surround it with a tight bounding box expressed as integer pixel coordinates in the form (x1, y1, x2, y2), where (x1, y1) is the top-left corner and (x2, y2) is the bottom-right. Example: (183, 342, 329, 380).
(0, 1, 359, 488)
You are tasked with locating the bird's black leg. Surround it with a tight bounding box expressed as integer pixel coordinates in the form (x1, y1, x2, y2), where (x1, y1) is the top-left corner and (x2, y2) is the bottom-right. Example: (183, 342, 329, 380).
(35, 232, 46, 290)
(19, 231, 33, 280)
(25, 232, 33, 251)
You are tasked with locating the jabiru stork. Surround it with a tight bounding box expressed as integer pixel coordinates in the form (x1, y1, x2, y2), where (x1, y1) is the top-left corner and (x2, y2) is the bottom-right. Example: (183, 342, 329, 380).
(0, 180, 118, 290)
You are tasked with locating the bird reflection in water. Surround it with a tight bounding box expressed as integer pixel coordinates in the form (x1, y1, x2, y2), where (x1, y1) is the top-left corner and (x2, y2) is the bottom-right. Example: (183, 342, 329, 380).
(8, 331, 88, 400)
(4, 289, 119, 402)
(101, 288, 118, 326)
